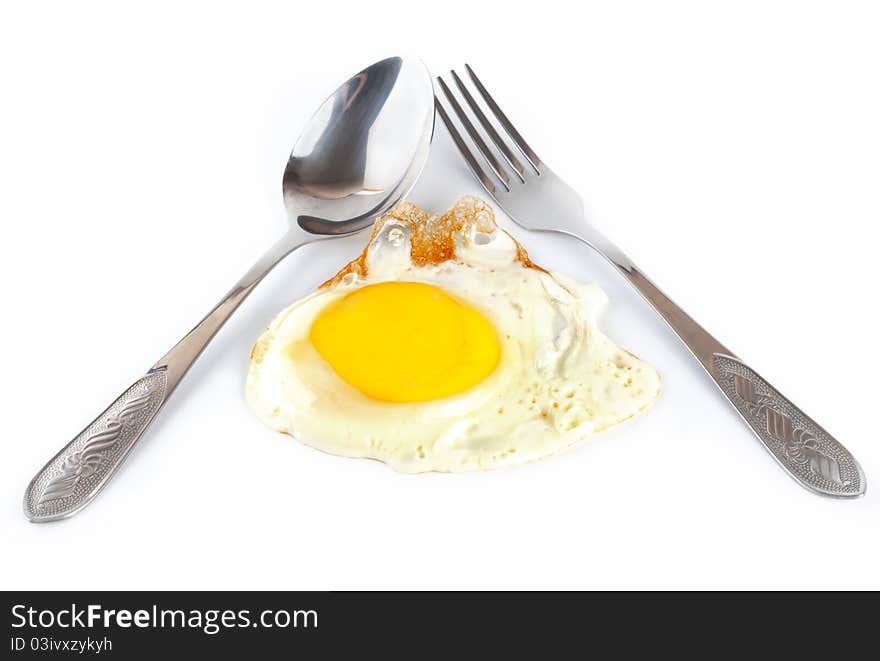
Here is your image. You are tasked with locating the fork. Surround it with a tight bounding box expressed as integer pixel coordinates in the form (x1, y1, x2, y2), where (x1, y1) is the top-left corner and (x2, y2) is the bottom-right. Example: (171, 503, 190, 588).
(435, 64, 865, 498)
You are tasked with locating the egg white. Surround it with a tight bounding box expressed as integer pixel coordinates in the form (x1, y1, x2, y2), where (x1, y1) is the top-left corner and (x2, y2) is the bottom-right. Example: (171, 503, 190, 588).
(246, 211, 660, 472)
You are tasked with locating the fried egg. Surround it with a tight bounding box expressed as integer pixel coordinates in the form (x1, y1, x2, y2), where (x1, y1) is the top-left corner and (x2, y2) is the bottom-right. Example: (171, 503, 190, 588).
(246, 196, 660, 472)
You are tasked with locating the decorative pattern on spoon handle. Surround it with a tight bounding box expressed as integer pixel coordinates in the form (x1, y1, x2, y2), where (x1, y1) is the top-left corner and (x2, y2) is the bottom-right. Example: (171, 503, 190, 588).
(23, 369, 168, 522)
(711, 354, 864, 497)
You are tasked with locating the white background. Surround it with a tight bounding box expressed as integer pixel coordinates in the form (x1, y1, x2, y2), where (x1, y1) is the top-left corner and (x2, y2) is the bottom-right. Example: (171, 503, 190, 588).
(2, 1, 879, 590)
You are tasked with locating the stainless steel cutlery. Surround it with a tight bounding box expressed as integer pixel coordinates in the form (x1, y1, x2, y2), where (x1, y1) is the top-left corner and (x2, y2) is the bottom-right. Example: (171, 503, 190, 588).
(23, 57, 864, 524)
(23, 57, 435, 522)
(435, 64, 865, 498)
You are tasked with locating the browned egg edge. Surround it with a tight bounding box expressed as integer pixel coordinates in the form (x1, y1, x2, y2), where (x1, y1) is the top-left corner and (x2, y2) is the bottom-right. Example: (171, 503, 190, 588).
(319, 195, 547, 289)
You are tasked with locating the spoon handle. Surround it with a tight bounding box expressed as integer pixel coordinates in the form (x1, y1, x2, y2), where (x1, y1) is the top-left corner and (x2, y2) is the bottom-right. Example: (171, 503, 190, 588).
(23, 232, 304, 522)
(23, 370, 169, 522)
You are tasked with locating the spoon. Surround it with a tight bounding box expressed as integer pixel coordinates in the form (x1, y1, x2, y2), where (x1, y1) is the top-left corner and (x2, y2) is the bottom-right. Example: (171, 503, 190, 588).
(24, 56, 435, 522)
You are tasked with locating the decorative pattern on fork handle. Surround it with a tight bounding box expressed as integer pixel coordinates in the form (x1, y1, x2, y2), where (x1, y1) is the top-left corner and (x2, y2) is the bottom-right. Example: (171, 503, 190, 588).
(23, 369, 167, 522)
(712, 354, 863, 497)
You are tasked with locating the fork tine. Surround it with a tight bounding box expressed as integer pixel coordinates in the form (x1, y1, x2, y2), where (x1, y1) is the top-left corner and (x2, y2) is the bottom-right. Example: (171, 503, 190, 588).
(450, 70, 525, 182)
(435, 98, 500, 195)
(436, 76, 511, 189)
(465, 64, 541, 174)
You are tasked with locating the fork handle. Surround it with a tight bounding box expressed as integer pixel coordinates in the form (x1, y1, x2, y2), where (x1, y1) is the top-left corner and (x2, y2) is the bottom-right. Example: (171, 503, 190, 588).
(614, 262, 865, 497)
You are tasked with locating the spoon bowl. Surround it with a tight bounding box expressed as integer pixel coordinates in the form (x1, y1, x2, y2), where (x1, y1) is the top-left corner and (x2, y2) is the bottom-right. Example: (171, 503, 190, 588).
(284, 56, 434, 235)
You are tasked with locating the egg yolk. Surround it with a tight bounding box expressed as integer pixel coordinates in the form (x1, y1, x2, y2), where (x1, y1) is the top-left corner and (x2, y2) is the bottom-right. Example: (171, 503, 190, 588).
(309, 281, 501, 402)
